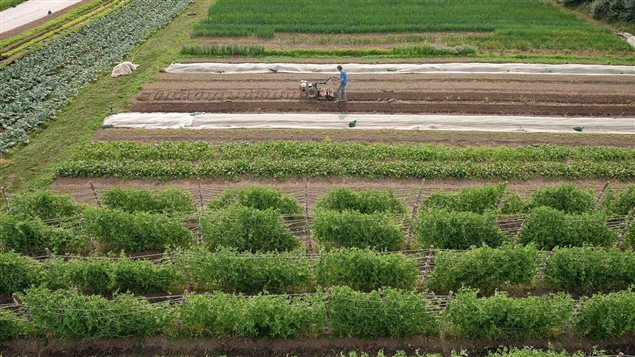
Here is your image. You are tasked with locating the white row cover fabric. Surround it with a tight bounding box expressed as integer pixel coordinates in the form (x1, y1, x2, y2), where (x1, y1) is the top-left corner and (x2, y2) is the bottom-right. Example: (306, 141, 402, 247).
(103, 113, 635, 134)
(165, 62, 635, 76)
(111, 62, 139, 77)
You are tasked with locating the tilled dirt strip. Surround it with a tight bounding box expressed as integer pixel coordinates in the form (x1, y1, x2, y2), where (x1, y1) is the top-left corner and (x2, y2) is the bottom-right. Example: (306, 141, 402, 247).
(129, 72, 635, 117)
(92, 128, 635, 147)
(2, 335, 634, 357)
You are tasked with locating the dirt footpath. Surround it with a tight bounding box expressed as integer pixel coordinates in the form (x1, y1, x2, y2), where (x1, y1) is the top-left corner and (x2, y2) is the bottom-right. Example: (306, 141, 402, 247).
(128, 72, 635, 116)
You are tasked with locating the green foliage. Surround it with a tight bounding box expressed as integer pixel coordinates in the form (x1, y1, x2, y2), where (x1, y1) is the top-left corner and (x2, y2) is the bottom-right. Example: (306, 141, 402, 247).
(83, 208, 194, 253)
(422, 184, 505, 213)
(177, 292, 325, 338)
(518, 207, 616, 249)
(575, 290, 635, 338)
(315, 188, 406, 214)
(200, 206, 300, 252)
(545, 247, 635, 295)
(9, 190, 79, 221)
(327, 286, 438, 338)
(427, 245, 540, 294)
(317, 248, 418, 292)
(446, 290, 574, 339)
(499, 193, 531, 214)
(488, 348, 585, 357)
(57, 141, 635, 180)
(601, 185, 635, 215)
(312, 210, 405, 250)
(102, 187, 195, 214)
(44, 256, 183, 295)
(531, 184, 594, 214)
(0, 214, 88, 255)
(627, 222, 635, 247)
(0, 309, 31, 341)
(209, 186, 301, 214)
(175, 248, 312, 294)
(590, 0, 635, 23)
(0, 252, 42, 295)
(23, 287, 170, 339)
(414, 209, 506, 249)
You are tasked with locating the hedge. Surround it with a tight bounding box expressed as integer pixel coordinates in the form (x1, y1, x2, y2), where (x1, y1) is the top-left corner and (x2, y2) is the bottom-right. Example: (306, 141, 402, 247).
(0, 252, 42, 295)
(175, 248, 312, 294)
(446, 290, 574, 339)
(427, 245, 540, 294)
(327, 286, 438, 338)
(545, 247, 635, 295)
(422, 184, 504, 213)
(312, 210, 406, 250)
(8, 191, 79, 222)
(0, 215, 88, 255)
(44, 256, 184, 295)
(177, 292, 325, 338)
(518, 207, 616, 249)
(200, 206, 300, 252)
(102, 187, 195, 214)
(531, 184, 594, 214)
(23, 287, 170, 339)
(317, 248, 418, 292)
(575, 290, 635, 338)
(315, 188, 406, 214)
(82, 208, 194, 253)
(414, 209, 506, 249)
(209, 186, 302, 214)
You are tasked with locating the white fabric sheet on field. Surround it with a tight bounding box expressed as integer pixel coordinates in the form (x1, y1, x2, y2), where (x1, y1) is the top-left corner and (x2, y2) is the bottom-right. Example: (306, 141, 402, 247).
(165, 62, 635, 76)
(103, 113, 635, 134)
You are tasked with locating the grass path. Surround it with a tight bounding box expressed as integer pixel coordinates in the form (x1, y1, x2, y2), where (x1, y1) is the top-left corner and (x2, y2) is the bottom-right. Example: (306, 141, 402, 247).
(0, 0, 213, 191)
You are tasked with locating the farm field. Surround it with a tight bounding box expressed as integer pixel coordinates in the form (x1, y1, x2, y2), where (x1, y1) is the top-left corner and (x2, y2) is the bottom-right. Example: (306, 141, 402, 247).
(1, 0, 635, 355)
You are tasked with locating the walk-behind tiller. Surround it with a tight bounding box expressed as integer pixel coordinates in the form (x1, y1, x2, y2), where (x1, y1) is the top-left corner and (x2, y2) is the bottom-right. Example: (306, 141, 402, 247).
(298, 76, 337, 100)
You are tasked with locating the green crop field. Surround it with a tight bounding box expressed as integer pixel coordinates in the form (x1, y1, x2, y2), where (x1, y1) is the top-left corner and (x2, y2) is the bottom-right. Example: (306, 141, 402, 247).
(193, 0, 632, 52)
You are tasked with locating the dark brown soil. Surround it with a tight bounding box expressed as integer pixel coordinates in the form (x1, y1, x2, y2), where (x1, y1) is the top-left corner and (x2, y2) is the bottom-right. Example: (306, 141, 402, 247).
(92, 128, 635, 147)
(128, 73, 635, 117)
(2, 335, 635, 357)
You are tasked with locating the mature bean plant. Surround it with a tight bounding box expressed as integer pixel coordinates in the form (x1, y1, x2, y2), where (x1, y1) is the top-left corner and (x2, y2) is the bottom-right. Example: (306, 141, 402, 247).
(102, 188, 196, 214)
(175, 248, 313, 294)
(315, 188, 406, 214)
(0, 214, 88, 255)
(0, 309, 32, 342)
(599, 185, 635, 215)
(200, 206, 300, 252)
(531, 183, 594, 214)
(414, 209, 506, 249)
(317, 248, 419, 291)
(209, 186, 302, 214)
(8, 191, 80, 222)
(0, 252, 42, 295)
(422, 184, 505, 213)
(427, 245, 540, 294)
(575, 290, 635, 338)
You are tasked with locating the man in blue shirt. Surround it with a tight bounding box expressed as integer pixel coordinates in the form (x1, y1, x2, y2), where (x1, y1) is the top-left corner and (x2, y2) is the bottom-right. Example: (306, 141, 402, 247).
(335, 65, 347, 102)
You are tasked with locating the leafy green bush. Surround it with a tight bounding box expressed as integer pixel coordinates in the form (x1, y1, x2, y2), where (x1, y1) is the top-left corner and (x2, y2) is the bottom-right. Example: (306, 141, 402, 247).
(414, 209, 506, 249)
(209, 186, 301, 214)
(327, 286, 438, 338)
(488, 348, 585, 357)
(518, 207, 616, 249)
(23, 287, 171, 339)
(317, 248, 418, 292)
(0, 309, 32, 341)
(102, 187, 195, 214)
(545, 247, 635, 295)
(446, 290, 574, 339)
(200, 206, 300, 252)
(499, 193, 531, 214)
(531, 184, 594, 214)
(575, 290, 635, 338)
(422, 184, 505, 213)
(312, 210, 405, 250)
(177, 292, 325, 338)
(0, 252, 42, 295)
(44, 256, 183, 295)
(8, 191, 79, 221)
(590, 0, 635, 23)
(0, 214, 88, 255)
(315, 188, 406, 214)
(427, 245, 540, 294)
(627, 222, 635, 247)
(175, 248, 313, 294)
(83, 208, 194, 253)
(601, 185, 635, 215)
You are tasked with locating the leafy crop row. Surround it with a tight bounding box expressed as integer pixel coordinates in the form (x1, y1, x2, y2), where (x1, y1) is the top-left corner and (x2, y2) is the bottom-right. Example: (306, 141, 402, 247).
(6, 288, 635, 340)
(0, 0, 194, 151)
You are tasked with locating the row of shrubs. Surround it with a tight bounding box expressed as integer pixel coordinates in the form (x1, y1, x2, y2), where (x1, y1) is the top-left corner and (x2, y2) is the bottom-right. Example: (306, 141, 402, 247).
(3, 287, 634, 341)
(2, 246, 634, 297)
(1, 185, 634, 255)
